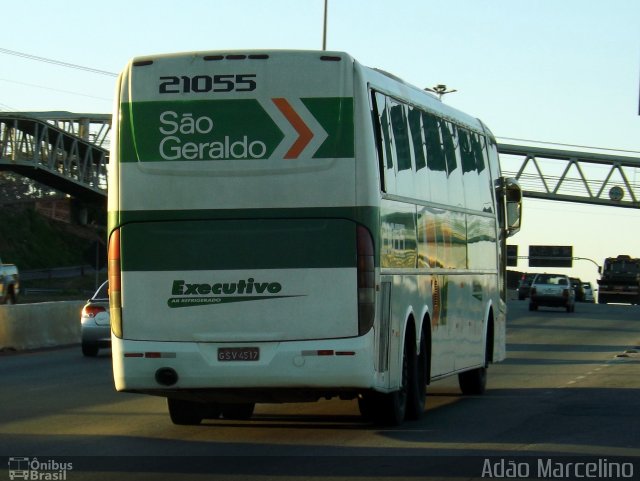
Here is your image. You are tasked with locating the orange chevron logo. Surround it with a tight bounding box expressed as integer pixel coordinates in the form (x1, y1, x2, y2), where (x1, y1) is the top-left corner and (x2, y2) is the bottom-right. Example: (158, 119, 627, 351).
(272, 98, 314, 159)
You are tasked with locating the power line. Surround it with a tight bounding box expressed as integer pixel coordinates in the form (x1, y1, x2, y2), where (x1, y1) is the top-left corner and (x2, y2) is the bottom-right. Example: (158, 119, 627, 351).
(497, 136, 640, 156)
(0, 101, 17, 111)
(0, 77, 111, 102)
(0, 47, 117, 77)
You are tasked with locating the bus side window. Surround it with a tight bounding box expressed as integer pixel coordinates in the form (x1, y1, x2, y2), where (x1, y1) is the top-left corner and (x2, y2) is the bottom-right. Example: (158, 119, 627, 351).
(408, 107, 426, 172)
(473, 133, 494, 213)
(441, 120, 458, 177)
(389, 102, 411, 172)
(408, 105, 429, 203)
(441, 120, 464, 209)
(389, 100, 414, 198)
(372, 92, 396, 194)
(423, 111, 447, 205)
(459, 127, 480, 211)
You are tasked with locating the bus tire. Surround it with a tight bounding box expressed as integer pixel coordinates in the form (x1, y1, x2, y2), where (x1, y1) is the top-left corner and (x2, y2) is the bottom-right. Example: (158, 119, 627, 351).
(359, 390, 406, 426)
(458, 367, 487, 395)
(221, 403, 255, 420)
(167, 398, 204, 425)
(359, 333, 413, 426)
(406, 327, 427, 420)
(357, 394, 377, 421)
(202, 403, 222, 419)
(459, 322, 490, 396)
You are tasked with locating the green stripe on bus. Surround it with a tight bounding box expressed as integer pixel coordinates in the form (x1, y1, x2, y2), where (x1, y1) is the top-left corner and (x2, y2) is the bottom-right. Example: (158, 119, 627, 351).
(119, 217, 359, 271)
(118, 97, 354, 163)
(108, 206, 378, 231)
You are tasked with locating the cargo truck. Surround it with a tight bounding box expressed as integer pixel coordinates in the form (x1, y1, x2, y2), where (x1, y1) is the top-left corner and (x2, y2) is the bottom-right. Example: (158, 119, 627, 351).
(597, 255, 640, 304)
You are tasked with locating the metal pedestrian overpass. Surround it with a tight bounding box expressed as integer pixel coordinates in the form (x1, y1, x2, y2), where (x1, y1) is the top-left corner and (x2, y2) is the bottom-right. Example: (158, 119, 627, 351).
(1, 111, 639, 209)
(0, 112, 110, 204)
(499, 142, 640, 209)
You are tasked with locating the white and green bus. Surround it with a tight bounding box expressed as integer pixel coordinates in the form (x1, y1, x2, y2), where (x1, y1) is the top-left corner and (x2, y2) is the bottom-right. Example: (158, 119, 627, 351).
(108, 50, 522, 426)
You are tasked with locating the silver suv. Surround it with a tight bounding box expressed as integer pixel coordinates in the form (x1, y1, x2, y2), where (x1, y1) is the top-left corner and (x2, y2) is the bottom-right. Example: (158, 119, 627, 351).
(529, 273, 575, 313)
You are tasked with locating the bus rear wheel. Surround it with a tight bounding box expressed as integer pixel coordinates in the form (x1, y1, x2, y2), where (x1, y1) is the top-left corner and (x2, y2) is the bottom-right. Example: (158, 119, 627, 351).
(220, 403, 255, 420)
(459, 328, 489, 395)
(358, 333, 417, 426)
(405, 327, 427, 420)
(167, 398, 204, 425)
(458, 366, 487, 395)
(358, 389, 406, 426)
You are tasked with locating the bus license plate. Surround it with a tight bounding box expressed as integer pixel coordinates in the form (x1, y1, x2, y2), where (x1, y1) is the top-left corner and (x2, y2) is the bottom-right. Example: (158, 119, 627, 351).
(218, 347, 260, 362)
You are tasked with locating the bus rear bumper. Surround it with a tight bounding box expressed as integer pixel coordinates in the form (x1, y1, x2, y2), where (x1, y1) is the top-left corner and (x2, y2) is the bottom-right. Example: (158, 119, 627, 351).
(112, 333, 377, 402)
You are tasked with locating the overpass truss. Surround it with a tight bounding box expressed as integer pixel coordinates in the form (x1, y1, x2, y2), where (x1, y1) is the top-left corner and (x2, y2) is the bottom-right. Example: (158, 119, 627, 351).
(0, 112, 110, 204)
(498, 142, 640, 209)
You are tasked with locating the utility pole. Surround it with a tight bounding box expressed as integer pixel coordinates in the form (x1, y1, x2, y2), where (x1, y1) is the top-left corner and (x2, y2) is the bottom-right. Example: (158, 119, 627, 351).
(322, 0, 328, 50)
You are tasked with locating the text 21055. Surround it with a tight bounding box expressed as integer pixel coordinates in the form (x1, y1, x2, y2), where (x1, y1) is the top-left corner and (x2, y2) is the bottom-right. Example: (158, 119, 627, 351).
(159, 74, 257, 94)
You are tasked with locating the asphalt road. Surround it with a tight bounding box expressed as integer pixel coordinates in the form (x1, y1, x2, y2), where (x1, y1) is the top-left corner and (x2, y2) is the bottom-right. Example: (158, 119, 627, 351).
(1, 300, 639, 480)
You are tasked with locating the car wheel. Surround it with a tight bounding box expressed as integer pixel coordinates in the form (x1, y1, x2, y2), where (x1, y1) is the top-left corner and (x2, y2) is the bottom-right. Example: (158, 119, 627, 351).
(82, 343, 99, 357)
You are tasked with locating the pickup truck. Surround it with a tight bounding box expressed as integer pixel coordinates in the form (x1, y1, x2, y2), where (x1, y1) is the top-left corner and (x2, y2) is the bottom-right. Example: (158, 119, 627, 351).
(0, 258, 19, 304)
(529, 273, 575, 313)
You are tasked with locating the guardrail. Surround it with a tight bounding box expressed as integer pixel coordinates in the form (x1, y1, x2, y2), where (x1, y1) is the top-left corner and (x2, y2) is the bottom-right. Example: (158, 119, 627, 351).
(20, 265, 101, 281)
(0, 301, 84, 351)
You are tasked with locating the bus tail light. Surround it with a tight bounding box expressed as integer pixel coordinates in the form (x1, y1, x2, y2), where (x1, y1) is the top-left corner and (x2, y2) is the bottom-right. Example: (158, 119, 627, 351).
(357, 225, 375, 335)
(108, 228, 123, 338)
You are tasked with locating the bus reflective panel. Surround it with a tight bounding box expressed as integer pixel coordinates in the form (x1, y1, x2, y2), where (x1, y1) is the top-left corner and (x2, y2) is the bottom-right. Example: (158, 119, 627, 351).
(118, 218, 359, 342)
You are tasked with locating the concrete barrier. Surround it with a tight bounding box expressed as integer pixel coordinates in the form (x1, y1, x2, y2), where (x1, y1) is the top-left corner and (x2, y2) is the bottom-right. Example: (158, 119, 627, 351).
(0, 301, 85, 351)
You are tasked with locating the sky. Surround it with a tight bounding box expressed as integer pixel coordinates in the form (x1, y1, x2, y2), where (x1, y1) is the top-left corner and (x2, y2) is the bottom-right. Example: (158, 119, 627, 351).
(1, 0, 639, 289)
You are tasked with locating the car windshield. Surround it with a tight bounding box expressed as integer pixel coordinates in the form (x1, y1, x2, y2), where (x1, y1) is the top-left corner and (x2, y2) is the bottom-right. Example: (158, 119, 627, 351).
(609, 262, 639, 273)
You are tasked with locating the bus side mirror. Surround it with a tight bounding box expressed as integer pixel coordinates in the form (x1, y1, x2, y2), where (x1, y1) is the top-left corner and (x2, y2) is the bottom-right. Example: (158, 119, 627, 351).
(502, 177, 522, 237)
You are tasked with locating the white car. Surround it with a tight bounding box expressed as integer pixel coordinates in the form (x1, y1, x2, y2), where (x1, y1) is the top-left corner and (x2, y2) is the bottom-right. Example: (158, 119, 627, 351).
(582, 282, 595, 303)
(529, 273, 575, 313)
